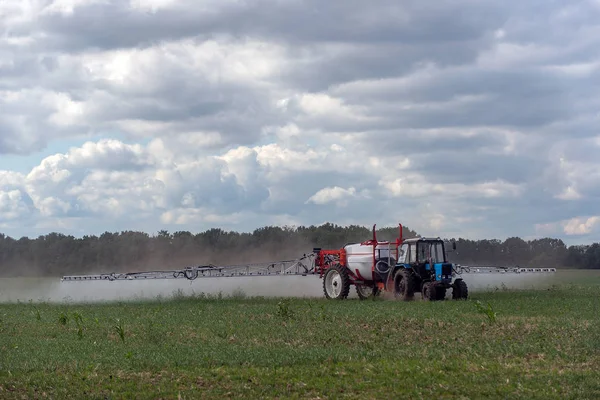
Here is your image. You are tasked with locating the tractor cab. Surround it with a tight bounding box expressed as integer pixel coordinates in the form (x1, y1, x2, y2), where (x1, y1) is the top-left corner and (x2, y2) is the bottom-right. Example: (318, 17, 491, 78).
(397, 237, 455, 284)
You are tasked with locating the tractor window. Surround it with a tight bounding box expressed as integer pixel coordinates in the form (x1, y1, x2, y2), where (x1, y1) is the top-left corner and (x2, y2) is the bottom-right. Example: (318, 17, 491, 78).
(398, 244, 408, 263)
(409, 244, 417, 263)
(417, 242, 429, 262)
(431, 242, 446, 263)
(416, 241, 446, 263)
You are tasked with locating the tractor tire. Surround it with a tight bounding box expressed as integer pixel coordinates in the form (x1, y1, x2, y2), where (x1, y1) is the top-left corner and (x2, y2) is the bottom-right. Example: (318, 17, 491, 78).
(356, 284, 380, 300)
(421, 282, 438, 301)
(393, 269, 415, 301)
(435, 286, 447, 301)
(452, 279, 469, 300)
(323, 265, 351, 300)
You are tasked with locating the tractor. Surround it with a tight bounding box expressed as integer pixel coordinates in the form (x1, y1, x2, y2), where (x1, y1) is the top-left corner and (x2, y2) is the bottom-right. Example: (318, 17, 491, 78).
(316, 224, 468, 301)
(392, 236, 468, 301)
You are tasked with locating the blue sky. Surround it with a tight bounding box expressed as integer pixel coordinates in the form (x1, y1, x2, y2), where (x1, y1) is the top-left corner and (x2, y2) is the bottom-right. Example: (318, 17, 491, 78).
(1, 0, 600, 246)
(1, 138, 89, 174)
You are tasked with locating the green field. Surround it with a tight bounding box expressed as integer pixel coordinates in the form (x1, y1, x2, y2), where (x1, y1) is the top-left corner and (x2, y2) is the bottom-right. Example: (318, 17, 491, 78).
(1, 274, 600, 399)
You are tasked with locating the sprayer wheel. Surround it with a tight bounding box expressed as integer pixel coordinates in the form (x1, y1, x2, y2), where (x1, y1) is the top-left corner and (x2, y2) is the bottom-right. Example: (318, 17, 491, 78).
(184, 268, 199, 280)
(452, 279, 469, 300)
(393, 269, 415, 301)
(323, 265, 351, 300)
(356, 284, 379, 300)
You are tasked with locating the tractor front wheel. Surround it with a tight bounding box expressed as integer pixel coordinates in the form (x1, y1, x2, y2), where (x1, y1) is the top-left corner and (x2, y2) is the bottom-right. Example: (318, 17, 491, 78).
(435, 286, 447, 301)
(323, 265, 351, 300)
(421, 282, 438, 301)
(452, 279, 468, 300)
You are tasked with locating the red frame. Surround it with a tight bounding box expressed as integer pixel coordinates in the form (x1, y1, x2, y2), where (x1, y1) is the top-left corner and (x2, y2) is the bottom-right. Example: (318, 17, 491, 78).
(315, 223, 404, 288)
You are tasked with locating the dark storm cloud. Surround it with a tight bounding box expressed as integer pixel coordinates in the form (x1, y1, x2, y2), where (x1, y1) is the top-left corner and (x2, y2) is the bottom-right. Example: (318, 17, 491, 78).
(279, 40, 493, 93)
(500, 1, 600, 45)
(410, 152, 542, 186)
(337, 68, 571, 107)
(29, 0, 508, 51)
(362, 130, 508, 156)
(328, 68, 579, 132)
(19, 0, 513, 95)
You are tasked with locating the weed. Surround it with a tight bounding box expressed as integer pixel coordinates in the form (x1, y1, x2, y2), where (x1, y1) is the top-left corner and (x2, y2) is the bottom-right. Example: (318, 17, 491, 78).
(196, 291, 207, 300)
(172, 288, 186, 300)
(474, 300, 497, 324)
(114, 318, 126, 343)
(319, 303, 327, 321)
(145, 321, 165, 346)
(231, 288, 247, 300)
(276, 299, 294, 320)
(72, 312, 84, 339)
(72, 312, 83, 325)
(58, 312, 69, 325)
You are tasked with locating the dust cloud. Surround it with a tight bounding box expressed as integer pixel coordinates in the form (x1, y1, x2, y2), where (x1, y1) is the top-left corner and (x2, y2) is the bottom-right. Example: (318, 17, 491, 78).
(0, 276, 324, 304)
(459, 272, 557, 291)
(0, 269, 588, 304)
(0, 238, 327, 303)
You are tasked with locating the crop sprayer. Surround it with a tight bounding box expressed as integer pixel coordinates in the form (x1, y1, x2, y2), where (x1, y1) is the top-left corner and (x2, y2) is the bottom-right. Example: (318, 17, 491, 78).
(61, 223, 556, 301)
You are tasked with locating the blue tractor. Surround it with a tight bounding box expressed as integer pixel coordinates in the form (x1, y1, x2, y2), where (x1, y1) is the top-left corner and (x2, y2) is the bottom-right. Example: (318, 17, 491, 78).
(392, 237, 468, 301)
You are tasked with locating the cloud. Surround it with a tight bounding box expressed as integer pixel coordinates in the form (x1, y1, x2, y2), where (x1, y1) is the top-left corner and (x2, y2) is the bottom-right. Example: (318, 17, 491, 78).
(1, 0, 600, 245)
(563, 216, 600, 235)
(307, 186, 365, 207)
(536, 216, 600, 237)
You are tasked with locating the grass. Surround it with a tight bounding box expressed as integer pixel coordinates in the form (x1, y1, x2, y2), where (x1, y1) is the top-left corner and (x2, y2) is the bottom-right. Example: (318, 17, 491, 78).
(0, 280, 599, 399)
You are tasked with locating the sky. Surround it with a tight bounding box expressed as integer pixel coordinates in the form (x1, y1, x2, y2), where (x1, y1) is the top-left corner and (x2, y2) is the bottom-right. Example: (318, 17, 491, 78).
(1, 0, 600, 245)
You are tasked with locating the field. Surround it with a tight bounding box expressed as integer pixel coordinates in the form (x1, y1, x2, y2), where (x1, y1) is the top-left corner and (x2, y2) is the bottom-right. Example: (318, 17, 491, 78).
(1, 271, 600, 399)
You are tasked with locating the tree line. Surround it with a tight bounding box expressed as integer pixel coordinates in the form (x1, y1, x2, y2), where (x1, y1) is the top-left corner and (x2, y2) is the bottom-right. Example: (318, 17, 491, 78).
(0, 223, 598, 277)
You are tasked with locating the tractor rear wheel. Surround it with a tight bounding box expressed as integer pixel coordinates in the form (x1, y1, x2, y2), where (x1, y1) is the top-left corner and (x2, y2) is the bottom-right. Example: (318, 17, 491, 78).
(452, 279, 468, 300)
(356, 284, 379, 300)
(323, 265, 351, 300)
(393, 269, 415, 301)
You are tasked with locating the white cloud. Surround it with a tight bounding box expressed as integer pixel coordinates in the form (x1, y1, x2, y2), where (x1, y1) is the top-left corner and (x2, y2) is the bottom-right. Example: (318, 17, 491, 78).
(129, 0, 177, 13)
(563, 216, 600, 235)
(41, 0, 105, 16)
(0, 190, 31, 220)
(535, 216, 600, 237)
(307, 186, 359, 206)
(556, 186, 581, 201)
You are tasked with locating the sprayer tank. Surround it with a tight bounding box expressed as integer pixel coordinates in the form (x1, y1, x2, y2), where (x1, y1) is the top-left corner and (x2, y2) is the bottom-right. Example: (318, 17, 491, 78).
(344, 243, 394, 280)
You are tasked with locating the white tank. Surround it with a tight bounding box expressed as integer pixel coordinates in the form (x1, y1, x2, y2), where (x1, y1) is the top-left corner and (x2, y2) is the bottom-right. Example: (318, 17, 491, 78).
(345, 243, 394, 281)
